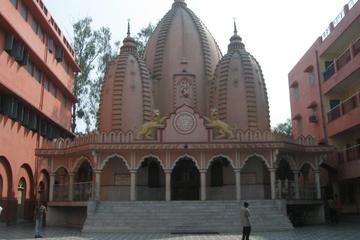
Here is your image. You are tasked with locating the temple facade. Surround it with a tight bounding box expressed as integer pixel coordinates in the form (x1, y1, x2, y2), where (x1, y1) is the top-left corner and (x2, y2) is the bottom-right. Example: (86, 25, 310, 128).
(35, 0, 333, 230)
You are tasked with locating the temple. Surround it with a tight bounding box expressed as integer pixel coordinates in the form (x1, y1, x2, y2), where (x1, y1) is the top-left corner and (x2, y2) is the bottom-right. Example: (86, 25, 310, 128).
(33, 0, 333, 232)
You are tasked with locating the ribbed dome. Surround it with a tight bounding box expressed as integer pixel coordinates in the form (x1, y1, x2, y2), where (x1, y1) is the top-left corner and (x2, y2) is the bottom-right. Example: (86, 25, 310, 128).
(144, 0, 222, 116)
(211, 25, 270, 131)
(98, 31, 153, 132)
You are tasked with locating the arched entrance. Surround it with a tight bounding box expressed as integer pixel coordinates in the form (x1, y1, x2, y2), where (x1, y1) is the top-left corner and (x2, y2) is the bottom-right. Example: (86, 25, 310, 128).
(101, 156, 130, 201)
(54, 167, 69, 201)
(171, 157, 200, 200)
(137, 157, 165, 200)
(207, 156, 236, 200)
(276, 158, 295, 199)
(17, 177, 26, 219)
(299, 163, 316, 199)
(241, 156, 271, 199)
(38, 170, 50, 203)
(74, 161, 93, 201)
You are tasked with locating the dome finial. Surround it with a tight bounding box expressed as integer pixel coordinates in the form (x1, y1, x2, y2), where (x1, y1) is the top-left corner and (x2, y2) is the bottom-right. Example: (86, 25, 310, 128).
(234, 18, 238, 35)
(127, 19, 131, 37)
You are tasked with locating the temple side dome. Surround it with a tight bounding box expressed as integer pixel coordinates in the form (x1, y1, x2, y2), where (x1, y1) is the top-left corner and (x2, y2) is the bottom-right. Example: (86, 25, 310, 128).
(211, 24, 270, 131)
(98, 28, 154, 132)
(144, 1, 222, 117)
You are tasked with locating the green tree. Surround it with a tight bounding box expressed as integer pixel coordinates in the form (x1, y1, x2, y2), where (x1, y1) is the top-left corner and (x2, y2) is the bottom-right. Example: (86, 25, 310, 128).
(273, 118, 292, 136)
(134, 23, 156, 57)
(72, 17, 114, 132)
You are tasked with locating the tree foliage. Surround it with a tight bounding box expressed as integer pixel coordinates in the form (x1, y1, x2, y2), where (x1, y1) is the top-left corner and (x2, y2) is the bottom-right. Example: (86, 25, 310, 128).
(134, 23, 156, 57)
(72, 17, 115, 132)
(273, 118, 292, 136)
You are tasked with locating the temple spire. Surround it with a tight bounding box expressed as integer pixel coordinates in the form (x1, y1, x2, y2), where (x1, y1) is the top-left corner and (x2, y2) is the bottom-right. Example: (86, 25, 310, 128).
(234, 18, 238, 35)
(127, 19, 131, 37)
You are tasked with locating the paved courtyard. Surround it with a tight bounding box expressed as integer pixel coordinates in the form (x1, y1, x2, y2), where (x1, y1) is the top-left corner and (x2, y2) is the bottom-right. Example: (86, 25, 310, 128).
(1, 218, 360, 240)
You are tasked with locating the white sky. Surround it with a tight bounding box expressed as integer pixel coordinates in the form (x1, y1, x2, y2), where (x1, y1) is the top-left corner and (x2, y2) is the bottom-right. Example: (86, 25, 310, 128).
(43, 0, 350, 128)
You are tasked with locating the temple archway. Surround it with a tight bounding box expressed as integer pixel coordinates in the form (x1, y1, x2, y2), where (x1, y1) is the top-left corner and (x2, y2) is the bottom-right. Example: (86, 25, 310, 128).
(38, 169, 49, 203)
(171, 157, 200, 200)
(241, 156, 271, 199)
(101, 156, 130, 201)
(207, 156, 236, 200)
(54, 167, 69, 201)
(299, 163, 316, 199)
(74, 161, 93, 201)
(276, 158, 295, 199)
(136, 157, 165, 200)
(17, 177, 26, 219)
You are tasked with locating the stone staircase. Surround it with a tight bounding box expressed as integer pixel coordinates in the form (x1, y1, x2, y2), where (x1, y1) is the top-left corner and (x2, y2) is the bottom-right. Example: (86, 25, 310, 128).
(82, 200, 293, 233)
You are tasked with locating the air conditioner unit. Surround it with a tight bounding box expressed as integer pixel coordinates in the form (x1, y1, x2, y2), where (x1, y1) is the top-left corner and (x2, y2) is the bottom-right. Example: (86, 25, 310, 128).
(309, 115, 318, 123)
(5, 33, 14, 53)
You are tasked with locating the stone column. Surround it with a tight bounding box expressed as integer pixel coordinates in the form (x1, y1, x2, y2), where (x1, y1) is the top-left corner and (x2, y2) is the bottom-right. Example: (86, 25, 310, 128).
(200, 170, 207, 201)
(130, 170, 136, 201)
(94, 170, 102, 201)
(235, 169, 241, 201)
(293, 170, 300, 199)
(165, 170, 171, 201)
(314, 170, 321, 199)
(49, 173, 55, 201)
(270, 168, 276, 200)
(69, 173, 75, 201)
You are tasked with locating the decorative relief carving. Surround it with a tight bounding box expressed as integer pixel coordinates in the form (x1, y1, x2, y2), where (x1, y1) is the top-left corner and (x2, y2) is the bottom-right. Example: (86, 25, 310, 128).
(173, 112, 197, 135)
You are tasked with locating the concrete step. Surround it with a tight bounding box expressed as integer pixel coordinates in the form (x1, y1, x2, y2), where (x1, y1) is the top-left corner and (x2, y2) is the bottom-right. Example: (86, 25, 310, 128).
(82, 200, 293, 233)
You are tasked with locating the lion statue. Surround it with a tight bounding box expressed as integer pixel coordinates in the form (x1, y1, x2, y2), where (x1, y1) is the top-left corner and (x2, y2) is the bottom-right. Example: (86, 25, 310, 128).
(137, 110, 167, 139)
(203, 109, 235, 139)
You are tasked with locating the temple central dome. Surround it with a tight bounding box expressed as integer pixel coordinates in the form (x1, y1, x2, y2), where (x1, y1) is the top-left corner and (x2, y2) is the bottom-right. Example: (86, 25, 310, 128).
(144, 0, 222, 116)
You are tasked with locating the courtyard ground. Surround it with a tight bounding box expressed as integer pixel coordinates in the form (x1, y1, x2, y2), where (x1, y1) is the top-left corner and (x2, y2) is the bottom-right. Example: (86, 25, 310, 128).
(0, 216, 359, 240)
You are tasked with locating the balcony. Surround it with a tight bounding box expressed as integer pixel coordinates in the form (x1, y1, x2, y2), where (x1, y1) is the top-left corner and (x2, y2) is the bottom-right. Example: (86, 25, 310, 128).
(327, 90, 360, 136)
(53, 182, 93, 202)
(323, 36, 360, 82)
(327, 90, 360, 122)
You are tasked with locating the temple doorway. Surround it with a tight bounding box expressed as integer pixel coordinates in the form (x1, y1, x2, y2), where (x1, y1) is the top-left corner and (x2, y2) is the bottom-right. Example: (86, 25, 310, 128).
(171, 157, 200, 200)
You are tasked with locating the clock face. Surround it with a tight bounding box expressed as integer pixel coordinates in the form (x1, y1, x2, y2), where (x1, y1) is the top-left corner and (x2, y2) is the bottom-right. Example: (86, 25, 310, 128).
(173, 112, 197, 135)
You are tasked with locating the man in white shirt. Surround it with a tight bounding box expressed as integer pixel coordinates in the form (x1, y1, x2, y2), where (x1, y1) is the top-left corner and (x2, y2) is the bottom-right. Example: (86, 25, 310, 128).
(240, 201, 251, 240)
(0, 205, 3, 215)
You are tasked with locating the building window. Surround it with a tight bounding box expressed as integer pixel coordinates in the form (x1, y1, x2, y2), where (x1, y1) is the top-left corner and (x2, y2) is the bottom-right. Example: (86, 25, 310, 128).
(293, 86, 299, 98)
(10, 0, 18, 8)
(26, 60, 34, 76)
(43, 78, 49, 91)
(63, 95, 68, 107)
(50, 82, 57, 97)
(21, 3, 28, 21)
(34, 67, 41, 83)
(309, 70, 315, 85)
(31, 18, 39, 34)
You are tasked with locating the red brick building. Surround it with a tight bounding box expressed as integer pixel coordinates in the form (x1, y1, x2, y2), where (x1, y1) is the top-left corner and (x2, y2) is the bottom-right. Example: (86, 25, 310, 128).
(0, 0, 78, 224)
(289, 0, 360, 213)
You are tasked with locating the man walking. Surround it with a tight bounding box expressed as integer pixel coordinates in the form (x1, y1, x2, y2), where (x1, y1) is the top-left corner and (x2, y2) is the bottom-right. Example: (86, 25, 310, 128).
(34, 201, 46, 238)
(240, 201, 251, 240)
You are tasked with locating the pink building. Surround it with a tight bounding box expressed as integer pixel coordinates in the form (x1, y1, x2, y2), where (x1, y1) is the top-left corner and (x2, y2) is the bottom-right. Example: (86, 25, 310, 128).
(289, 0, 360, 214)
(0, 0, 78, 224)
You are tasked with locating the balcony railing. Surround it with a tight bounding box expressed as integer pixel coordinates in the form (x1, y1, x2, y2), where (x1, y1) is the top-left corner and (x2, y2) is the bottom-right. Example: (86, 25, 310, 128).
(53, 182, 93, 201)
(321, 0, 358, 41)
(336, 49, 351, 70)
(74, 182, 93, 201)
(327, 90, 360, 122)
(53, 184, 69, 201)
(323, 36, 360, 81)
(332, 144, 360, 164)
(345, 144, 360, 162)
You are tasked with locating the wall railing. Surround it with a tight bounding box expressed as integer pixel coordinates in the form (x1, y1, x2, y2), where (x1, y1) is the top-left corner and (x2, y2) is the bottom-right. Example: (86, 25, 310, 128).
(327, 90, 360, 122)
